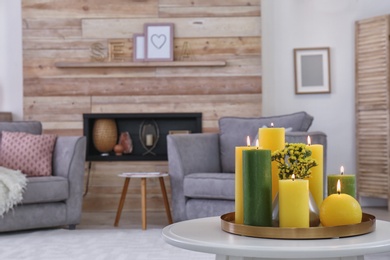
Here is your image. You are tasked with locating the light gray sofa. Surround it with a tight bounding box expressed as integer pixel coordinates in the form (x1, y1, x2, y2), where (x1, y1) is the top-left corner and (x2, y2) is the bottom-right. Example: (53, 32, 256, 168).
(167, 112, 327, 222)
(0, 121, 86, 232)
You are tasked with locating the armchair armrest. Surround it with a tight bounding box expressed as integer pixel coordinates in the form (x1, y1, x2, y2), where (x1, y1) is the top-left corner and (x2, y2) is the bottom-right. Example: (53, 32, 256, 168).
(52, 136, 86, 225)
(167, 133, 221, 222)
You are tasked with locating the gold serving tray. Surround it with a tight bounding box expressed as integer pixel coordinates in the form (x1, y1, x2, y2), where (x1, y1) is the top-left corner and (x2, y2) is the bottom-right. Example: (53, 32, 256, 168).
(221, 212, 376, 239)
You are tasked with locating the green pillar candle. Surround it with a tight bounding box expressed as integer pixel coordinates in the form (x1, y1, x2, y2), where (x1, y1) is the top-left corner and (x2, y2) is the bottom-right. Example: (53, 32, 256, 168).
(327, 174, 356, 198)
(243, 149, 272, 227)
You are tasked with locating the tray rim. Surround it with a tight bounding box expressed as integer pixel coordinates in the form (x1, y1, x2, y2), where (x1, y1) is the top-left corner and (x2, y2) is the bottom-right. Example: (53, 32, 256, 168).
(220, 212, 376, 239)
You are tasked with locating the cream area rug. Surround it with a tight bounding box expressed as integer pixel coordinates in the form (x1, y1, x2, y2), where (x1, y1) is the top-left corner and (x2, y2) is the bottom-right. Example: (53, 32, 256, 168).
(0, 228, 214, 260)
(0, 166, 27, 216)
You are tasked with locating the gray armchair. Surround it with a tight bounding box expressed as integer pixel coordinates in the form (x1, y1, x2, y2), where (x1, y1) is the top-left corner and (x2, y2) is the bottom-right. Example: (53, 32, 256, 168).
(167, 112, 327, 222)
(0, 121, 86, 232)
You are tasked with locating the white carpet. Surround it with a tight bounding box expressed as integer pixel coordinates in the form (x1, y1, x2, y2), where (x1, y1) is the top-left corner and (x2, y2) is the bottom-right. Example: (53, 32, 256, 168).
(1, 228, 389, 260)
(0, 228, 214, 260)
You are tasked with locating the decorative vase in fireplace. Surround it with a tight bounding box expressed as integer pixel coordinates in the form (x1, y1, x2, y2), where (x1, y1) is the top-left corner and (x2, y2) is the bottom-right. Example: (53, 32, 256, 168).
(119, 131, 133, 154)
(92, 119, 118, 153)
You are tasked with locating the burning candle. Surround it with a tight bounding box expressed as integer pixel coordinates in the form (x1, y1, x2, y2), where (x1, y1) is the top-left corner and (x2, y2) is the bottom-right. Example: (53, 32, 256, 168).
(259, 123, 285, 200)
(320, 179, 362, 227)
(327, 166, 356, 198)
(279, 174, 309, 228)
(235, 136, 255, 224)
(306, 135, 324, 208)
(243, 146, 272, 227)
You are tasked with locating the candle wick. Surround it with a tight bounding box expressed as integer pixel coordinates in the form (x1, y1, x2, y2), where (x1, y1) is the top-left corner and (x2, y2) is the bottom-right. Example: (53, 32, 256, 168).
(337, 191, 340, 195)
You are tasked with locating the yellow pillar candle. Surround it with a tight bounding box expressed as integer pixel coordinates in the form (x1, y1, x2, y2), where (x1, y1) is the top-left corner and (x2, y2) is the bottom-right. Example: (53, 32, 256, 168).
(259, 126, 285, 200)
(306, 136, 324, 208)
(279, 175, 309, 228)
(327, 166, 356, 198)
(235, 136, 254, 224)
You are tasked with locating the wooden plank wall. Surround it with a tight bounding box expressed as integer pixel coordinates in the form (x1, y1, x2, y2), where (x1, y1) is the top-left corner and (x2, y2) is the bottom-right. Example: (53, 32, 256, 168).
(21, 0, 262, 217)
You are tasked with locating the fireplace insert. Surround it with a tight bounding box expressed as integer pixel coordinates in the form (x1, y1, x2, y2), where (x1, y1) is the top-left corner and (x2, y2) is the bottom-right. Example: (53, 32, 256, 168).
(83, 113, 202, 161)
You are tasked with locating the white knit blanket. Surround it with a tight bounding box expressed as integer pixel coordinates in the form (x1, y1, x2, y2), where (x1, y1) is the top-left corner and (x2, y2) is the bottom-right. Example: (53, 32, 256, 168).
(0, 166, 27, 216)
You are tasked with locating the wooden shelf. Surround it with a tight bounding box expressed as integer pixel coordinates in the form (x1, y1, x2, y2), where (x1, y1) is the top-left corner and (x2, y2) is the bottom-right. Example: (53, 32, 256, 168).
(55, 60, 227, 68)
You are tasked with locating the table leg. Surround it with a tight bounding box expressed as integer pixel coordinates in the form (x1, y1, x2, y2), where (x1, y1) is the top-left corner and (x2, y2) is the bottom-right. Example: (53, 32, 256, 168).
(114, 177, 130, 227)
(141, 178, 147, 230)
(159, 177, 173, 224)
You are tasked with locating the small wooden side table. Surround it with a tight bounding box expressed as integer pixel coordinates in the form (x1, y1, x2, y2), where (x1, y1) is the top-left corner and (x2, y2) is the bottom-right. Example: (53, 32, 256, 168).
(114, 172, 173, 230)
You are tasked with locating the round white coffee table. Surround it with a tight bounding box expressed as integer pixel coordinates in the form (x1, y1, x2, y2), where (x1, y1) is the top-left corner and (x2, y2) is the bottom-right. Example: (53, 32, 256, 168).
(162, 216, 390, 260)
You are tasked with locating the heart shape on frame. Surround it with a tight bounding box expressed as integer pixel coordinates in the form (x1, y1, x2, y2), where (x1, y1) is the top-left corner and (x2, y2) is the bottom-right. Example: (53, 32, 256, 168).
(151, 34, 167, 49)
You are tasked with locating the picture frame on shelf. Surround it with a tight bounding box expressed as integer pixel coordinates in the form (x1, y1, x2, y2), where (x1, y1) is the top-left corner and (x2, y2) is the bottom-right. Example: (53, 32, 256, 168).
(144, 23, 174, 61)
(294, 47, 331, 94)
(133, 34, 145, 62)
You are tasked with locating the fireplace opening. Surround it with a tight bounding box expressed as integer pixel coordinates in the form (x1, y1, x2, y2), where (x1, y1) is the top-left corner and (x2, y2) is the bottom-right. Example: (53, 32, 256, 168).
(83, 113, 202, 161)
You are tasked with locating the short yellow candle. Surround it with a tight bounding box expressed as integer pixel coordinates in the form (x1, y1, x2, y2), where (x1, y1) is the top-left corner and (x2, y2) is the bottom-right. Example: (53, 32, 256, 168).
(259, 125, 285, 200)
(320, 180, 362, 227)
(306, 136, 323, 208)
(235, 136, 254, 224)
(279, 175, 309, 228)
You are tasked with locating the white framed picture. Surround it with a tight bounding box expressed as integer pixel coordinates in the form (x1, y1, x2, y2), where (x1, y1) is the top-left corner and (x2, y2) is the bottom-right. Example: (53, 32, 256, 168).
(294, 47, 331, 94)
(144, 23, 174, 61)
(133, 33, 145, 61)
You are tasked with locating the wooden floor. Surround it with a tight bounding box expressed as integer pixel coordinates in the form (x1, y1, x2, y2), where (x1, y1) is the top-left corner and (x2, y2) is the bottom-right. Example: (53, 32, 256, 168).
(78, 207, 390, 230)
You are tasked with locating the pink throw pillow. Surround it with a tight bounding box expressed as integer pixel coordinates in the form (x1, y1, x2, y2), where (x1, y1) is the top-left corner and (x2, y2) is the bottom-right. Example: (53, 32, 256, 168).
(0, 131, 57, 177)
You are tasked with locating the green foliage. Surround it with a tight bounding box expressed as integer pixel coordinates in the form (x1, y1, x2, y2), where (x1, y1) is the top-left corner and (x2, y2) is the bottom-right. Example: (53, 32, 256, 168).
(271, 143, 318, 180)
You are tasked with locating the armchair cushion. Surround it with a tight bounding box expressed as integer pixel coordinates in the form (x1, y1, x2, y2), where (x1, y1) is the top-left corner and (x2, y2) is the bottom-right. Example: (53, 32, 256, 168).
(219, 111, 314, 173)
(0, 131, 57, 177)
(184, 173, 235, 200)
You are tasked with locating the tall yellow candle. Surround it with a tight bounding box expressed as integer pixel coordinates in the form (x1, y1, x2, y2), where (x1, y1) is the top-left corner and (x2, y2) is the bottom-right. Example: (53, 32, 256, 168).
(259, 126, 285, 200)
(235, 136, 254, 224)
(306, 136, 323, 208)
(279, 175, 309, 228)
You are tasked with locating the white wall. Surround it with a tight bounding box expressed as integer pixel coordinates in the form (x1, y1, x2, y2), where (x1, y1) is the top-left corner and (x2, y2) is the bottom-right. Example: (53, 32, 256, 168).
(262, 0, 390, 206)
(0, 0, 23, 120)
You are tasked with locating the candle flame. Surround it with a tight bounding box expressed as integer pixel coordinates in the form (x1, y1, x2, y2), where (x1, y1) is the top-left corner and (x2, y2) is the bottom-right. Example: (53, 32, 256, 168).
(292, 174, 295, 181)
(307, 135, 311, 146)
(340, 166, 344, 175)
(246, 136, 251, 146)
(270, 122, 274, 128)
(255, 139, 259, 149)
(337, 179, 341, 194)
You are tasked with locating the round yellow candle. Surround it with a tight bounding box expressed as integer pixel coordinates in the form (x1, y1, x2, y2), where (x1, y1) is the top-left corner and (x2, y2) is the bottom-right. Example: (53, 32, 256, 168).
(306, 136, 323, 208)
(235, 137, 255, 224)
(259, 127, 285, 200)
(320, 180, 362, 227)
(279, 176, 309, 228)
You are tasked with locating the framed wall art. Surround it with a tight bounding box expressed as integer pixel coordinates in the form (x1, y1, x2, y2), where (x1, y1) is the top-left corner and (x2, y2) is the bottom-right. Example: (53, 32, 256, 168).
(294, 47, 331, 94)
(133, 33, 145, 61)
(144, 23, 174, 61)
